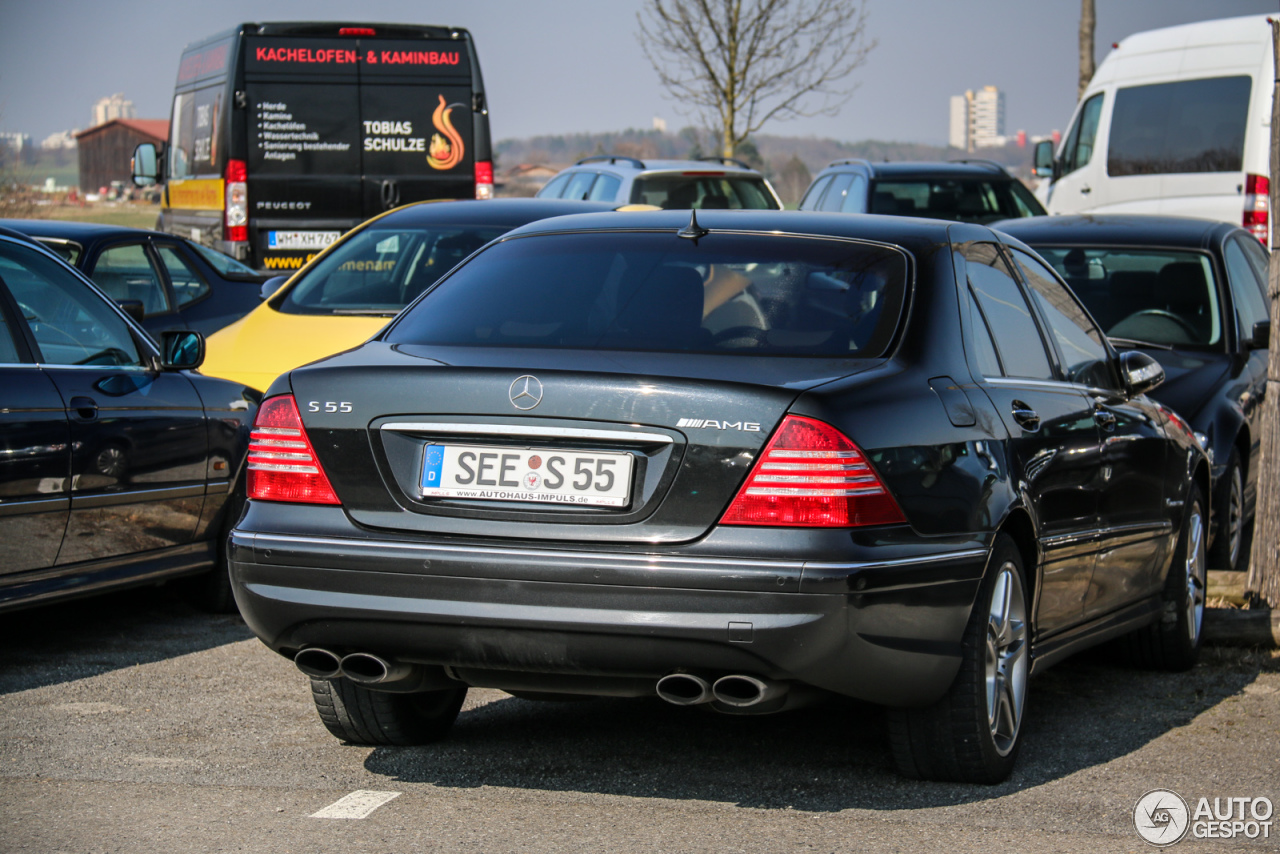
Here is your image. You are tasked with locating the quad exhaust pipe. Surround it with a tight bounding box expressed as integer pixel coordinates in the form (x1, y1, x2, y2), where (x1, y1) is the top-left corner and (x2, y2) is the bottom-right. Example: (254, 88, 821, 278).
(293, 648, 455, 693)
(655, 672, 792, 710)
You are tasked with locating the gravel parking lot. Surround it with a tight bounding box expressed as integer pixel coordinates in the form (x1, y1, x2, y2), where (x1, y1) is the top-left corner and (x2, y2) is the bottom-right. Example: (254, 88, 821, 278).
(1, 586, 1277, 853)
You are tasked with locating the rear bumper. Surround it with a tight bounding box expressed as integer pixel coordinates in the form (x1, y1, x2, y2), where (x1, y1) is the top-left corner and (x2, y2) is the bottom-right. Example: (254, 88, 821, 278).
(230, 511, 990, 708)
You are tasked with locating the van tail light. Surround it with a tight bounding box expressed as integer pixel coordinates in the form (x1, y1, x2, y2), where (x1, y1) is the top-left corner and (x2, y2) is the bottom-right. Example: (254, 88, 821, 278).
(1244, 173, 1269, 244)
(475, 160, 494, 199)
(247, 395, 340, 505)
(225, 158, 249, 243)
(719, 415, 905, 528)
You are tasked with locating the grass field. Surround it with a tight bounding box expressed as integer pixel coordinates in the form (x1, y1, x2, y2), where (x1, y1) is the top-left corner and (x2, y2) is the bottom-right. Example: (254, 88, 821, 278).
(31, 203, 160, 229)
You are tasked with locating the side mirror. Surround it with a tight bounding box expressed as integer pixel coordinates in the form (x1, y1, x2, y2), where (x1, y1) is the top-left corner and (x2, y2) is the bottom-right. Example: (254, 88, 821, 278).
(260, 275, 289, 301)
(116, 299, 146, 322)
(132, 142, 159, 187)
(1120, 349, 1164, 396)
(159, 330, 204, 370)
(1248, 320, 1270, 350)
(1033, 140, 1056, 179)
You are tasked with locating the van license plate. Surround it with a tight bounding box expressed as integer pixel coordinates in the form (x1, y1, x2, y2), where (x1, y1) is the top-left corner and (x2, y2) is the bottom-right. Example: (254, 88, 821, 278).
(420, 444, 632, 507)
(267, 230, 340, 250)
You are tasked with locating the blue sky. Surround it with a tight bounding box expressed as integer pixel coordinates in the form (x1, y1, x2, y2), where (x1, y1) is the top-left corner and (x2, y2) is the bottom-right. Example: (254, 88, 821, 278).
(1, 0, 1275, 145)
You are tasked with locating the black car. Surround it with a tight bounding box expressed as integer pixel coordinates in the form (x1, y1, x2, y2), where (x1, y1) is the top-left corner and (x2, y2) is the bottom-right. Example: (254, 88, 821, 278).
(229, 210, 1207, 784)
(995, 215, 1269, 572)
(799, 160, 1046, 223)
(0, 219, 267, 339)
(0, 231, 258, 613)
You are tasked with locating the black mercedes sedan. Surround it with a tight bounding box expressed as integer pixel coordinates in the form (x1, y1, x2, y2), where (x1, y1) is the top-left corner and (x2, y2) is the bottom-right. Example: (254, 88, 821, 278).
(229, 209, 1209, 783)
(996, 215, 1269, 572)
(0, 231, 258, 613)
(0, 219, 267, 339)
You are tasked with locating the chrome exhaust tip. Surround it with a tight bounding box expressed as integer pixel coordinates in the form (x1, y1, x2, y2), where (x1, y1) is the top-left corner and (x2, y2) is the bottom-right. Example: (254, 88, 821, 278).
(339, 652, 414, 686)
(655, 672, 714, 705)
(294, 647, 342, 680)
(711, 674, 787, 708)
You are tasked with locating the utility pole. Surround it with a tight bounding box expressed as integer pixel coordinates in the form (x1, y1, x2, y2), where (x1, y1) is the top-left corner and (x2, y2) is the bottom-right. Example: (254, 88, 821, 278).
(1245, 17, 1280, 609)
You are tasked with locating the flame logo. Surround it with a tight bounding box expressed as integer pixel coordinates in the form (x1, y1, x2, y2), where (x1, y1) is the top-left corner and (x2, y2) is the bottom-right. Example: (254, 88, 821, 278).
(427, 94, 465, 170)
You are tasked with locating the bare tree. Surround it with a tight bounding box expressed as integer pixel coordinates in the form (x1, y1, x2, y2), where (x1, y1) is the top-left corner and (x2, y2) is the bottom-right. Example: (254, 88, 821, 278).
(1078, 0, 1096, 99)
(1246, 18, 1280, 609)
(637, 0, 876, 158)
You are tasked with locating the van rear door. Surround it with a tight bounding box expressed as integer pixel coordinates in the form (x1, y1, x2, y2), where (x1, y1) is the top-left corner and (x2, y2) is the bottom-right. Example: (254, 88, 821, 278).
(358, 39, 476, 217)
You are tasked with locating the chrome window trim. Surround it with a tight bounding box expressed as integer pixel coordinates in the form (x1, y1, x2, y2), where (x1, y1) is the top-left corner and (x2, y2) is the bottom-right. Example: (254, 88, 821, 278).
(381, 422, 675, 445)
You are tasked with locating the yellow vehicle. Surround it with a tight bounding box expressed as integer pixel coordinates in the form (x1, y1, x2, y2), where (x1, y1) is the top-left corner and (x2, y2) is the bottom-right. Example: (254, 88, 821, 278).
(200, 198, 613, 391)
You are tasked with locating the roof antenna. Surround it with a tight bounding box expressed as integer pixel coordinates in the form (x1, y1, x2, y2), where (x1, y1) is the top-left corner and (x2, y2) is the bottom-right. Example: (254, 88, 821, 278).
(678, 208, 709, 241)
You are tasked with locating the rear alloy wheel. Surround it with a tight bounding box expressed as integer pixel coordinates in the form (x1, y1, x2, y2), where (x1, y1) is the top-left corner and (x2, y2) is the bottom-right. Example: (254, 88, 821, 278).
(311, 678, 467, 746)
(1208, 451, 1243, 571)
(888, 534, 1029, 783)
(1123, 484, 1206, 671)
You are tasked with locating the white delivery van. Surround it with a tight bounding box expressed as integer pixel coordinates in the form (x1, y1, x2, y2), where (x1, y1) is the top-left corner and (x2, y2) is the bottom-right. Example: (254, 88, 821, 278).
(1035, 14, 1273, 244)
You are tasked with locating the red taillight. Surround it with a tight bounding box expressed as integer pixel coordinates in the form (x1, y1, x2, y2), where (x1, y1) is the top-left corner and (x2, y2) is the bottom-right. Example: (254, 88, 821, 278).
(247, 395, 340, 505)
(475, 160, 494, 200)
(1244, 173, 1269, 244)
(339, 27, 376, 36)
(225, 158, 248, 243)
(719, 415, 905, 528)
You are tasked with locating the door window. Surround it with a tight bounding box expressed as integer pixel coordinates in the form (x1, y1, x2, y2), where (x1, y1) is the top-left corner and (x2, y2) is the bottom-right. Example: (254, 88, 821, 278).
(799, 175, 833, 210)
(0, 303, 21, 363)
(1108, 76, 1250, 176)
(1062, 93, 1103, 175)
(91, 244, 170, 316)
(1012, 248, 1113, 389)
(965, 244, 1054, 380)
(562, 171, 598, 201)
(840, 174, 868, 213)
(587, 173, 622, 202)
(0, 242, 142, 367)
(1224, 236, 1271, 336)
(817, 173, 855, 212)
(156, 244, 211, 307)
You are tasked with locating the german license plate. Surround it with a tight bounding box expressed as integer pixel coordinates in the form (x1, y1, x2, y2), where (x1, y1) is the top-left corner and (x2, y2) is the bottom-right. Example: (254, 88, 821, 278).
(420, 444, 632, 507)
(267, 230, 340, 250)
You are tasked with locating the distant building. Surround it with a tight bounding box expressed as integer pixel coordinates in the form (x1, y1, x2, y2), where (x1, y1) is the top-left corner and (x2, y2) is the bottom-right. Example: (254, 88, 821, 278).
(0, 132, 33, 154)
(653, 116, 667, 133)
(40, 130, 79, 150)
(947, 86, 1007, 151)
(92, 93, 137, 127)
(75, 118, 167, 194)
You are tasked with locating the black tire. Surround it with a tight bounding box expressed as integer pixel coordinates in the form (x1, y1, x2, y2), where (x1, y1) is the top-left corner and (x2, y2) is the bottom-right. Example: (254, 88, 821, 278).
(1208, 450, 1244, 571)
(887, 533, 1030, 784)
(311, 678, 467, 746)
(185, 483, 245, 614)
(1122, 483, 1206, 672)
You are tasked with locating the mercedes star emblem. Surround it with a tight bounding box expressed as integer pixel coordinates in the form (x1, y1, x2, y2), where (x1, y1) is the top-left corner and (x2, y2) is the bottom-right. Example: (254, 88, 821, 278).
(509, 375, 543, 410)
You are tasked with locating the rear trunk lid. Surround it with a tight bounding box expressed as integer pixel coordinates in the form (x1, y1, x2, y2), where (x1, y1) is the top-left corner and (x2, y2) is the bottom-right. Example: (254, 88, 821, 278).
(288, 343, 878, 543)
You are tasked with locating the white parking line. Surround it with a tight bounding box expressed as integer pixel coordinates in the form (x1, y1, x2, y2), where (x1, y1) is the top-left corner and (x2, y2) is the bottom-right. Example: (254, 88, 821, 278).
(310, 790, 402, 819)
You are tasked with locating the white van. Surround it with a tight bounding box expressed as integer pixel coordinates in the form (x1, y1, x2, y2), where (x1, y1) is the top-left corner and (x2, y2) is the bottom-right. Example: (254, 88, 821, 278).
(1035, 14, 1273, 244)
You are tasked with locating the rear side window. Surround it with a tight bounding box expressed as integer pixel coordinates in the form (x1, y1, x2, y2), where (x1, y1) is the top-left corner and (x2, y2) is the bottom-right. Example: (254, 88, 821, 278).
(1012, 248, 1112, 388)
(965, 244, 1053, 380)
(799, 175, 833, 210)
(536, 173, 571, 199)
(817, 173, 854, 212)
(631, 175, 779, 210)
(386, 232, 908, 357)
(1108, 76, 1251, 176)
(156, 244, 211, 308)
(587, 173, 622, 202)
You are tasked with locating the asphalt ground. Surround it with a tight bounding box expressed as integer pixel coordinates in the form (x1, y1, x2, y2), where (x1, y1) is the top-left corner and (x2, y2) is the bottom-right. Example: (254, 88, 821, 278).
(1, 585, 1277, 853)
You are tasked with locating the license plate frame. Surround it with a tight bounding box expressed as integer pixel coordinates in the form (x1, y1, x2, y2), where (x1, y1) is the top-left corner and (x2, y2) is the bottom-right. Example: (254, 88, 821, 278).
(266, 230, 340, 250)
(419, 443, 634, 508)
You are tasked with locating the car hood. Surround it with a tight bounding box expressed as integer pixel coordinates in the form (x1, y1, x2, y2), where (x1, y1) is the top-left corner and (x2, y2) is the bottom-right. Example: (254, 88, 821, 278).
(200, 304, 390, 393)
(1131, 346, 1230, 423)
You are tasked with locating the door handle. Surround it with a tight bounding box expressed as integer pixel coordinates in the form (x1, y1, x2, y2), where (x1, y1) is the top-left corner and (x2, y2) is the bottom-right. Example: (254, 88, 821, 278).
(380, 180, 400, 209)
(69, 396, 99, 422)
(1010, 400, 1040, 431)
(1094, 404, 1117, 431)
(1080, 185, 1092, 195)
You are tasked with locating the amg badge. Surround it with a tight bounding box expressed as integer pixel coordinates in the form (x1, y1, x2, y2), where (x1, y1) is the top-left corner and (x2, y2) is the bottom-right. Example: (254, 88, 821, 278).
(677, 418, 761, 432)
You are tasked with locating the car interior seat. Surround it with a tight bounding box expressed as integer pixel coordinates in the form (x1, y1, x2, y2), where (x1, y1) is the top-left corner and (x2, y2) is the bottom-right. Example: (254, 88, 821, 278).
(1158, 261, 1212, 343)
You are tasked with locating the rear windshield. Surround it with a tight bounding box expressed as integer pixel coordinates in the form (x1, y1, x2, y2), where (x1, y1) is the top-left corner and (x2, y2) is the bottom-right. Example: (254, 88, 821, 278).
(1033, 247, 1222, 348)
(870, 179, 1045, 222)
(279, 224, 508, 315)
(385, 232, 908, 357)
(630, 175, 779, 210)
